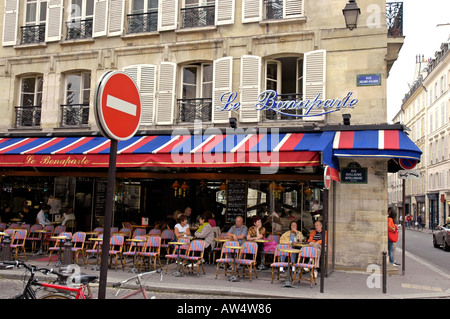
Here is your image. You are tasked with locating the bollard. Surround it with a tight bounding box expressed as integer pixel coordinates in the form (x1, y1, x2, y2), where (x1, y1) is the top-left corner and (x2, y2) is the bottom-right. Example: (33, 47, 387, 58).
(382, 251, 387, 294)
(61, 237, 73, 267)
(0, 234, 12, 262)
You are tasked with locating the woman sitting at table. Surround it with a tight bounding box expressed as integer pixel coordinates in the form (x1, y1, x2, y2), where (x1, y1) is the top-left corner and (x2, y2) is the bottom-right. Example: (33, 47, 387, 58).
(246, 216, 266, 267)
(279, 220, 303, 273)
(194, 214, 215, 262)
(174, 215, 191, 239)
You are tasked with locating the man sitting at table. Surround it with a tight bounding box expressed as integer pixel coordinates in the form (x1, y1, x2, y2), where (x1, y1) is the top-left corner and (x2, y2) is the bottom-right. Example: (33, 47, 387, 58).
(225, 216, 248, 245)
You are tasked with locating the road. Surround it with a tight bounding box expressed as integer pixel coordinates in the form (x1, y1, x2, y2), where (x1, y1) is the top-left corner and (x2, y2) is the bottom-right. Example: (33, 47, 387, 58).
(397, 228, 449, 273)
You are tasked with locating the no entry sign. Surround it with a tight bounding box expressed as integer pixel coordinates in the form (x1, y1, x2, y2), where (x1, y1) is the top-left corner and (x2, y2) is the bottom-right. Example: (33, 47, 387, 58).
(324, 165, 332, 190)
(94, 71, 142, 141)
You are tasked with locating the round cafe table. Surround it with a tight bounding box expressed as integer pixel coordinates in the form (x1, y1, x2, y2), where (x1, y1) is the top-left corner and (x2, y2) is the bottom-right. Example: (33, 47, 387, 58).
(33, 229, 49, 255)
(126, 238, 144, 273)
(168, 241, 188, 277)
(88, 237, 103, 271)
(278, 248, 301, 288)
(51, 236, 69, 267)
(224, 245, 243, 282)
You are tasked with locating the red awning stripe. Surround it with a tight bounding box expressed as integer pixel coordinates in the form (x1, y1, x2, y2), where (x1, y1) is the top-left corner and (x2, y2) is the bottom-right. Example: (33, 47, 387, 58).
(51, 137, 95, 154)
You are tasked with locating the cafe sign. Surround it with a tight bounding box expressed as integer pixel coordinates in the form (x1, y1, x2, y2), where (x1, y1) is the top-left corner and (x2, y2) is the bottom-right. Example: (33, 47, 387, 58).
(217, 90, 359, 118)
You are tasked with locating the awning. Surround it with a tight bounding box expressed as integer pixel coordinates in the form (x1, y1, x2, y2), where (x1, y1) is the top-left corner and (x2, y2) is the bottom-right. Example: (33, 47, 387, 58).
(0, 133, 320, 168)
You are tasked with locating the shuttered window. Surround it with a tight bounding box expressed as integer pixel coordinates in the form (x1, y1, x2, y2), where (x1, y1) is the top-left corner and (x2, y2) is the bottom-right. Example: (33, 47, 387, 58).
(240, 55, 261, 122)
(156, 62, 176, 124)
(212, 57, 233, 123)
(45, 0, 63, 42)
(303, 50, 326, 121)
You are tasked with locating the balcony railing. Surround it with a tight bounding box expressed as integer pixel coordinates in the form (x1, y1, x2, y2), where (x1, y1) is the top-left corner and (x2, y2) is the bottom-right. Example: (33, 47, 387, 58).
(61, 104, 90, 127)
(66, 19, 93, 40)
(264, 93, 303, 120)
(181, 5, 215, 29)
(15, 106, 41, 127)
(127, 11, 158, 34)
(20, 24, 45, 44)
(386, 2, 403, 37)
(177, 98, 212, 123)
(264, 0, 283, 20)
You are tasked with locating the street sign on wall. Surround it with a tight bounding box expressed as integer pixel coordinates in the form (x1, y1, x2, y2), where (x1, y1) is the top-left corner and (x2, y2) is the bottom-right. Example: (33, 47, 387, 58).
(398, 170, 421, 179)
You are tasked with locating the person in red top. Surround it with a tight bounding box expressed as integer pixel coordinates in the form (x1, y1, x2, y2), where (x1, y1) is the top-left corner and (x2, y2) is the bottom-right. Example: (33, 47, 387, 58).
(388, 207, 400, 266)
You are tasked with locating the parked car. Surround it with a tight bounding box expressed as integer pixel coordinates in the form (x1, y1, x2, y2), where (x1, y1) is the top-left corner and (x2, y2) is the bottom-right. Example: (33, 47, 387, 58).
(433, 223, 450, 251)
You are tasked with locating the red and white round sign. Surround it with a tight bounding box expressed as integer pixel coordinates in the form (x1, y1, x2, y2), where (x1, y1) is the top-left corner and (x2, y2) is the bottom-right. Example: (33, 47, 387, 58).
(94, 71, 141, 141)
(324, 165, 332, 190)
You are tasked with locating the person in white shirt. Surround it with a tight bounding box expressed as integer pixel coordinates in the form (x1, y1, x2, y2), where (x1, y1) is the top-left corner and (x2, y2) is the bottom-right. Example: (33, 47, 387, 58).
(37, 204, 51, 227)
(61, 207, 76, 226)
(174, 215, 191, 239)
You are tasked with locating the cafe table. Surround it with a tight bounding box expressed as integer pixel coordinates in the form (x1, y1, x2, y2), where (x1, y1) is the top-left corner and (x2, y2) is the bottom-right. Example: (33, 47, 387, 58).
(278, 247, 301, 288)
(88, 237, 103, 271)
(34, 229, 50, 255)
(51, 235, 69, 267)
(126, 238, 145, 273)
(224, 244, 243, 282)
(168, 241, 189, 277)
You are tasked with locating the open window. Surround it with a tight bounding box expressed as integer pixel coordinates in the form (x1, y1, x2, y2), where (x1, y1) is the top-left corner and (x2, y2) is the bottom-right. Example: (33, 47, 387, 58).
(61, 72, 91, 127)
(21, 0, 47, 44)
(66, 0, 94, 40)
(128, 0, 159, 34)
(15, 75, 43, 127)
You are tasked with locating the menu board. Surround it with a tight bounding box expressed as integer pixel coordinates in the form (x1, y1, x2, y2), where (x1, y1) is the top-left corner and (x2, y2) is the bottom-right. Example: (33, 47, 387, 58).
(226, 181, 247, 223)
(94, 178, 108, 217)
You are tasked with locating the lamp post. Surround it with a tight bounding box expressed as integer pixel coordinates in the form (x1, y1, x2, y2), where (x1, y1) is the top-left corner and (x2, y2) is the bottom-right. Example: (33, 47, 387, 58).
(342, 0, 361, 30)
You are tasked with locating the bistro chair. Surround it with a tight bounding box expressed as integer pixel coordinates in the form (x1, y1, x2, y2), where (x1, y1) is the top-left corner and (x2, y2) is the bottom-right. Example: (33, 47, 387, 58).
(215, 240, 239, 279)
(269, 244, 292, 284)
(138, 235, 162, 271)
(164, 237, 190, 274)
(0, 222, 6, 231)
(48, 232, 72, 265)
(85, 234, 103, 268)
(10, 229, 28, 261)
(85, 227, 103, 251)
(110, 227, 118, 234)
(181, 239, 206, 276)
(42, 224, 55, 251)
(108, 235, 125, 270)
(211, 233, 227, 264)
(148, 229, 161, 236)
(132, 228, 146, 238)
(292, 246, 318, 288)
(71, 231, 87, 265)
(46, 225, 66, 252)
(26, 224, 43, 252)
(123, 235, 146, 269)
(160, 229, 174, 255)
(122, 222, 132, 229)
(235, 241, 258, 281)
(118, 227, 131, 239)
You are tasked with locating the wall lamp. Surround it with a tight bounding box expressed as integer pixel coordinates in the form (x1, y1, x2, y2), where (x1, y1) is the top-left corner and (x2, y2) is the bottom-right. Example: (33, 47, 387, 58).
(342, 113, 351, 125)
(229, 117, 237, 129)
(342, 0, 361, 30)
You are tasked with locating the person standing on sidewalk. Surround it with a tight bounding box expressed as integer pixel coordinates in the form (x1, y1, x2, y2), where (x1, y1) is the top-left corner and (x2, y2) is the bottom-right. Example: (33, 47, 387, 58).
(388, 207, 400, 266)
(417, 214, 424, 231)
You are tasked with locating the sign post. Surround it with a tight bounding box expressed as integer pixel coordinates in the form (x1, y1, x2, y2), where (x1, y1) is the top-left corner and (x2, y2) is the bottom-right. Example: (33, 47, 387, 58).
(320, 166, 331, 293)
(94, 71, 141, 299)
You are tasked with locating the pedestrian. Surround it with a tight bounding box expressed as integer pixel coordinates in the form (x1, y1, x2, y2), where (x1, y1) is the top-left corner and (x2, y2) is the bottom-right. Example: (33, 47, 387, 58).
(406, 214, 412, 228)
(417, 214, 423, 231)
(388, 207, 400, 266)
(36, 204, 52, 227)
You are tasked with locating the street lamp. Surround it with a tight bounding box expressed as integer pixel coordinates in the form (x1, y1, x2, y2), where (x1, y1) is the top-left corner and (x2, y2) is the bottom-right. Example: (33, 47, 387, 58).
(342, 0, 361, 30)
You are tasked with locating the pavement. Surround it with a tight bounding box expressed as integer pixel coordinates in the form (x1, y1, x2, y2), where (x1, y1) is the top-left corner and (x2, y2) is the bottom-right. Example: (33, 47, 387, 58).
(0, 227, 449, 300)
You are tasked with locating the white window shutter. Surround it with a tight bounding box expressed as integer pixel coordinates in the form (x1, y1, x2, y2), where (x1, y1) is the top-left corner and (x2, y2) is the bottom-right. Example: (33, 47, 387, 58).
(212, 57, 233, 123)
(284, 0, 304, 18)
(124, 64, 157, 125)
(45, 0, 63, 42)
(2, 0, 18, 46)
(242, 0, 261, 23)
(108, 0, 124, 36)
(215, 0, 234, 25)
(158, 0, 178, 31)
(240, 55, 261, 123)
(156, 62, 176, 125)
(93, 0, 108, 37)
(303, 49, 326, 121)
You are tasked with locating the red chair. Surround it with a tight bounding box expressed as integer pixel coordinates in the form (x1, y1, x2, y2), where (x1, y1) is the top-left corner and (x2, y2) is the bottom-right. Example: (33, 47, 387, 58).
(293, 246, 318, 288)
(235, 241, 258, 281)
(138, 235, 162, 271)
(269, 244, 292, 283)
(71, 232, 87, 265)
(181, 240, 206, 276)
(108, 235, 125, 270)
(164, 237, 190, 274)
(215, 240, 239, 279)
(10, 229, 28, 260)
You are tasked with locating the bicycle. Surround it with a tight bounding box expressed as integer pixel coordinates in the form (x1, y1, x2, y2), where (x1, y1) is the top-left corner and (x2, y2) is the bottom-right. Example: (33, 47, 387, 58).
(112, 269, 163, 299)
(3, 260, 98, 299)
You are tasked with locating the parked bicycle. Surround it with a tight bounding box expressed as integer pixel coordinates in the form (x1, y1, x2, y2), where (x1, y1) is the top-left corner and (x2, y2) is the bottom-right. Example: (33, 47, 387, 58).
(2, 260, 98, 299)
(112, 269, 163, 299)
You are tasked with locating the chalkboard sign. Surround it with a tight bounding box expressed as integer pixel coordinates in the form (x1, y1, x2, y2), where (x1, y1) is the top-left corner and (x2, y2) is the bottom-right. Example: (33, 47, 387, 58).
(226, 181, 247, 223)
(94, 178, 108, 217)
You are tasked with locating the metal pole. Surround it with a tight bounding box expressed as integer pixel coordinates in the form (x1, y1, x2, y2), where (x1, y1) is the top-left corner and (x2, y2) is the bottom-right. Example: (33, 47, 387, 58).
(320, 188, 328, 293)
(402, 179, 405, 275)
(98, 139, 118, 299)
(382, 251, 387, 294)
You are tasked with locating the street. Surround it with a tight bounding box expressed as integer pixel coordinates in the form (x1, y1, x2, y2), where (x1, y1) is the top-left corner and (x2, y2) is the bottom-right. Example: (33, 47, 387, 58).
(397, 228, 450, 274)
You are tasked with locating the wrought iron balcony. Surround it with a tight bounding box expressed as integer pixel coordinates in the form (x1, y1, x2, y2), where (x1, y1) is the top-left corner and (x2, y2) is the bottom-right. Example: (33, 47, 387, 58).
(264, 0, 284, 20)
(181, 5, 215, 29)
(66, 19, 93, 40)
(61, 104, 90, 127)
(20, 24, 45, 44)
(177, 98, 212, 123)
(264, 93, 303, 121)
(15, 106, 41, 127)
(386, 2, 403, 37)
(127, 11, 158, 34)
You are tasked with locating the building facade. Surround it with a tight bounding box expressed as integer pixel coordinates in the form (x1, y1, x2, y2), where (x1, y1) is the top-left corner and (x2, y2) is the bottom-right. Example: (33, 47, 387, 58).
(389, 41, 450, 229)
(0, 0, 410, 272)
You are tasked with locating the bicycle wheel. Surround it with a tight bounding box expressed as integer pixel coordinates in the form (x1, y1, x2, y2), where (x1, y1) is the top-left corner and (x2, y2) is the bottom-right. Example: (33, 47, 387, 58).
(40, 294, 71, 299)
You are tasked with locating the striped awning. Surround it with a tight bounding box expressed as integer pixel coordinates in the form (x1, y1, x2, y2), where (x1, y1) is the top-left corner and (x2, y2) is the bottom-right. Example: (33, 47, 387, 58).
(0, 133, 321, 168)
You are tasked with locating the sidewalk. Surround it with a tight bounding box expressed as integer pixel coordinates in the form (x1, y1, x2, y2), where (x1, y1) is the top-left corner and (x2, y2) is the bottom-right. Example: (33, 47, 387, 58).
(0, 231, 449, 299)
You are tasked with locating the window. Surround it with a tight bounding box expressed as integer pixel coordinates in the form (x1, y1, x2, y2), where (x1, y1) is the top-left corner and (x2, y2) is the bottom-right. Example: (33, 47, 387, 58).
(181, 0, 215, 28)
(62, 72, 91, 126)
(21, 0, 47, 44)
(128, 0, 159, 33)
(263, 0, 304, 20)
(178, 63, 213, 122)
(66, 0, 94, 39)
(15, 75, 42, 127)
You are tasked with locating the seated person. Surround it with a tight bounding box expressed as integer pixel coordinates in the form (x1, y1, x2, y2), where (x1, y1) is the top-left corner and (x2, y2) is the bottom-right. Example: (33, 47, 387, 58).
(61, 207, 76, 226)
(246, 216, 266, 266)
(306, 220, 327, 268)
(279, 220, 303, 272)
(174, 215, 191, 239)
(225, 215, 248, 245)
(194, 214, 215, 262)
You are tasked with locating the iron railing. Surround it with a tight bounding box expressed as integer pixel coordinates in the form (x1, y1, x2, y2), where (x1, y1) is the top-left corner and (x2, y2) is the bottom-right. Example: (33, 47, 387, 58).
(60, 104, 90, 127)
(15, 106, 41, 127)
(177, 98, 212, 123)
(127, 11, 158, 34)
(386, 2, 403, 37)
(20, 24, 45, 44)
(264, 93, 303, 120)
(264, 0, 284, 20)
(181, 5, 215, 29)
(66, 19, 93, 40)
